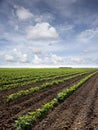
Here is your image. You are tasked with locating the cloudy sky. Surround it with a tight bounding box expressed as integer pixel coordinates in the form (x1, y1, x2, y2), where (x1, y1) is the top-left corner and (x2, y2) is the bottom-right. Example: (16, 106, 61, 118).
(0, 0, 98, 67)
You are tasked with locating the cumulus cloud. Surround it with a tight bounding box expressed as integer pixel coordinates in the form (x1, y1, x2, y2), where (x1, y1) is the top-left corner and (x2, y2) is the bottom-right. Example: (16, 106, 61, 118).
(1, 0, 98, 67)
(26, 22, 58, 40)
(13, 48, 29, 63)
(4, 54, 14, 62)
(32, 54, 88, 67)
(19, 54, 29, 63)
(33, 54, 43, 64)
(32, 54, 65, 66)
(51, 54, 64, 64)
(16, 7, 33, 20)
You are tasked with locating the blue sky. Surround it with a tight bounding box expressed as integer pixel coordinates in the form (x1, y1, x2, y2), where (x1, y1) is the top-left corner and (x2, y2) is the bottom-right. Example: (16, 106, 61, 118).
(0, 0, 98, 67)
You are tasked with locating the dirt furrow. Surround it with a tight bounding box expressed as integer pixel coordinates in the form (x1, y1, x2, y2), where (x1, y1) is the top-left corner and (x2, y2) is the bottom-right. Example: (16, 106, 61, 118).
(70, 76, 98, 130)
(83, 78, 98, 130)
(31, 73, 98, 130)
(0, 74, 79, 111)
(0, 74, 76, 96)
(88, 97, 98, 130)
(0, 74, 88, 130)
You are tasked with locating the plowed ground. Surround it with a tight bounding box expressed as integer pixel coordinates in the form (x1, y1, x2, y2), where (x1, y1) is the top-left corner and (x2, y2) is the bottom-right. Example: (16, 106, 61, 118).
(0, 73, 98, 130)
(32, 73, 98, 130)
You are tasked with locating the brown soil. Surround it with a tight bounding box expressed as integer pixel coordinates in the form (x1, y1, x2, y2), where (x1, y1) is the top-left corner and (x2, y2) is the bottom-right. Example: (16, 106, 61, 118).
(32, 73, 98, 130)
(0, 73, 88, 130)
(0, 73, 78, 98)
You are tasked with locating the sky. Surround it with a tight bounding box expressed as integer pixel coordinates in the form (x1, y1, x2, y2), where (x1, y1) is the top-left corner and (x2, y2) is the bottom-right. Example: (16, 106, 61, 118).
(0, 0, 98, 68)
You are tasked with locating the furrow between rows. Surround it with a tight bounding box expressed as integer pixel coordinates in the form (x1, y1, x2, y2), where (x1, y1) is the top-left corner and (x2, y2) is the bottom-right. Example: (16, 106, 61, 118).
(0, 73, 90, 130)
(31, 73, 98, 130)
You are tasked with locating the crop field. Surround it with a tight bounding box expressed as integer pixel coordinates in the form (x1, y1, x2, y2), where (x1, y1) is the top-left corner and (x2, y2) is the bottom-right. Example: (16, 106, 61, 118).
(0, 68, 98, 130)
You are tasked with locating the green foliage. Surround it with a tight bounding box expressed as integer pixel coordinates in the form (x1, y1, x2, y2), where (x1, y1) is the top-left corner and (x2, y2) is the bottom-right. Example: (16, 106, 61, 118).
(15, 115, 32, 130)
(1, 68, 96, 91)
(15, 98, 58, 130)
(15, 72, 96, 130)
(57, 72, 96, 102)
(0, 68, 81, 91)
(7, 72, 88, 102)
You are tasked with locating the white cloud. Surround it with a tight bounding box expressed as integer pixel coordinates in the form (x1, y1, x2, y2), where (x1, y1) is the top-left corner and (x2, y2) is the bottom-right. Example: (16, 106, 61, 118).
(4, 55, 14, 62)
(26, 22, 58, 40)
(34, 15, 43, 23)
(19, 54, 29, 63)
(16, 7, 33, 20)
(32, 54, 64, 65)
(32, 54, 89, 67)
(51, 54, 64, 64)
(70, 57, 84, 64)
(77, 28, 98, 43)
(34, 13, 54, 23)
(33, 55, 42, 64)
(59, 24, 74, 32)
(3, 48, 98, 67)
(0, 50, 5, 56)
(29, 47, 42, 55)
(13, 48, 29, 63)
(3, 49, 29, 63)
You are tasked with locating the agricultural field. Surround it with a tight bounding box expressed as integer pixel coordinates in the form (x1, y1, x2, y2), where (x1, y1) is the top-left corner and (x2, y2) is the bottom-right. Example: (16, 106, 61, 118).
(0, 68, 98, 130)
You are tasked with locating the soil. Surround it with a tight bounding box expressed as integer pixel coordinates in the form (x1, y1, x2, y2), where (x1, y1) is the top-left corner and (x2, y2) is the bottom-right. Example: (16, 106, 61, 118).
(0, 73, 78, 98)
(0, 74, 95, 130)
(31, 73, 98, 130)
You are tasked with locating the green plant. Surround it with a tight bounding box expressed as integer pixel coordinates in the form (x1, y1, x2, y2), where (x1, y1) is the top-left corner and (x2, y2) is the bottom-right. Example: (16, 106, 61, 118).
(15, 72, 96, 130)
(7, 72, 87, 102)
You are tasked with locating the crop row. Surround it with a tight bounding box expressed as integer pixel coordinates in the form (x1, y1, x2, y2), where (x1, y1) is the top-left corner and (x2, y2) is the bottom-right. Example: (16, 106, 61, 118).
(0, 72, 66, 86)
(0, 71, 80, 91)
(0, 68, 94, 85)
(15, 71, 97, 130)
(7, 71, 89, 102)
(0, 69, 72, 86)
(0, 68, 73, 82)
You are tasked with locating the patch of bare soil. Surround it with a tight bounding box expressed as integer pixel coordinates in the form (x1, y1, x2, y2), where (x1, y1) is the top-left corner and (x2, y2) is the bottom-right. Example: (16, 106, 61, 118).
(0, 73, 88, 130)
(32, 73, 98, 130)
